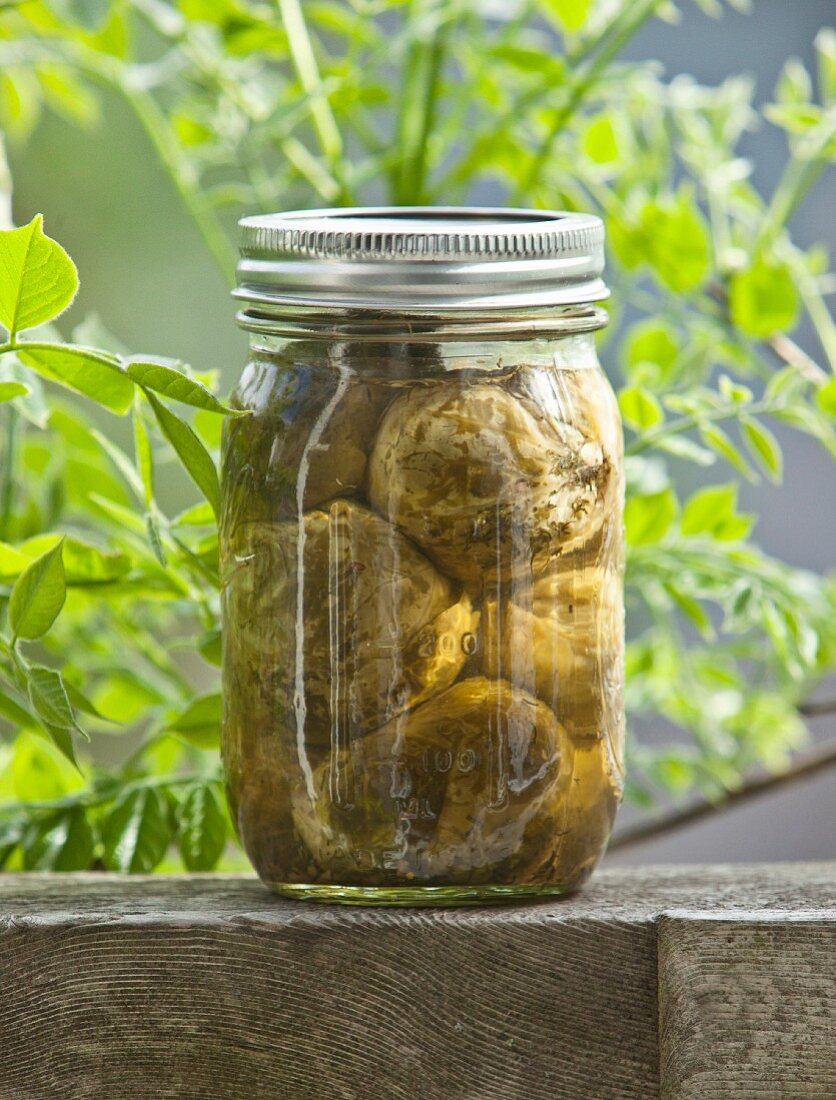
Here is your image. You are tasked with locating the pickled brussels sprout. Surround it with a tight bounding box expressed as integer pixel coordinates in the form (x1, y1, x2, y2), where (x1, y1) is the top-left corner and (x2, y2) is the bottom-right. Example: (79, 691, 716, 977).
(368, 381, 610, 587)
(221, 332, 625, 899)
(483, 562, 623, 752)
(224, 358, 391, 522)
(291, 677, 570, 885)
(222, 499, 477, 757)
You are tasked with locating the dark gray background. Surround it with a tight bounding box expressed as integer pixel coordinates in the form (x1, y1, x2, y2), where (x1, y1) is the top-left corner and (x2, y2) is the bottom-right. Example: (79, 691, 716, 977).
(9, 0, 835, 864)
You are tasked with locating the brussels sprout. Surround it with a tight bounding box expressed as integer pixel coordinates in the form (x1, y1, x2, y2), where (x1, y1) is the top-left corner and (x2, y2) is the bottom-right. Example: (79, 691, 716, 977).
(291, 677, 570, 885)
(223, 358, 392, 524)
(221, 499, 477, 759)
(368, 381, 611, 587)
(515, 742, 621, 886)
(483, 562, 624, 757)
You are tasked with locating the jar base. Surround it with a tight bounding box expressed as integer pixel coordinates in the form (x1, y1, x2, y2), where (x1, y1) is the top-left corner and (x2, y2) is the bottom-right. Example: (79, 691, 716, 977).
(264, 881, 579, 907)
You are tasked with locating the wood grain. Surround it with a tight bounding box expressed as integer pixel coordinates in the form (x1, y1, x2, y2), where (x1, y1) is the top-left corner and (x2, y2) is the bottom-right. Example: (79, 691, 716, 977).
(659, 912, 836, 1099)
(0, 864, 833, 1100)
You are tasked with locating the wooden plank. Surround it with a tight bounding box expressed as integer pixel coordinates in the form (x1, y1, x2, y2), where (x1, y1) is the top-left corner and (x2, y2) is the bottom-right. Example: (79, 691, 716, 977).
(658, 911, 836, 1100)
(0, 864, 833, 1100)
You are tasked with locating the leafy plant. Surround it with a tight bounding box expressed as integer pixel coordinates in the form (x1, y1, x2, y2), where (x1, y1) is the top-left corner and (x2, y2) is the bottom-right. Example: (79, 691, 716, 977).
(0, 0, 834, 870)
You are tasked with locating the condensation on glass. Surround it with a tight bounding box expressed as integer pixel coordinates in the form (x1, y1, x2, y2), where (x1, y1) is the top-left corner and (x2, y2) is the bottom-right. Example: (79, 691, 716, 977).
(222, 208, 625, 904)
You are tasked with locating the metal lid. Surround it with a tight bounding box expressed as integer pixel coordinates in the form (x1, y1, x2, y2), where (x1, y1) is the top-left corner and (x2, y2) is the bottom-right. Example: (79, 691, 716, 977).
(234, 207, 607, 315)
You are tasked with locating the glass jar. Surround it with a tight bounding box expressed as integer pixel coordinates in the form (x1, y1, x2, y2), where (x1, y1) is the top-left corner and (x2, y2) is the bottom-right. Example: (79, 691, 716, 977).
(222, 208, 624, 905)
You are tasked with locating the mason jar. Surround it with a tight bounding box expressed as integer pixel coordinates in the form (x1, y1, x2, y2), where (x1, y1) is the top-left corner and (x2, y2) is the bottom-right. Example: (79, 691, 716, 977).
(221, 208, 624, 905)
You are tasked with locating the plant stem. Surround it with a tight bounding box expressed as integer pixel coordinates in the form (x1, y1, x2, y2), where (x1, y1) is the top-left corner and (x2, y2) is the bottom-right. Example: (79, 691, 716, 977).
(610, 737, 836, 851)
(277, 0, 344, 187)
(757, 151, 831, 249)
(127, 89, 238, 285)
(625, 397, 776, 456)
(0, 403, 19, 540)
(510, 0, 662, 202)
(392, 0, 450, 204)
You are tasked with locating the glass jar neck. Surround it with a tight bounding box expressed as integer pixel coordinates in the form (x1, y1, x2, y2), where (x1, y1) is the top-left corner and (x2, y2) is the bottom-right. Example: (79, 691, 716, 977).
(245, 329, 603, 381)
(236, 302, 608, 343)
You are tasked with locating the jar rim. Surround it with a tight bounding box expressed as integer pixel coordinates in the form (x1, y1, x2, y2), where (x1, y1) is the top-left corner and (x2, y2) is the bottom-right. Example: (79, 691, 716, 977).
(234, 206, 609, 319)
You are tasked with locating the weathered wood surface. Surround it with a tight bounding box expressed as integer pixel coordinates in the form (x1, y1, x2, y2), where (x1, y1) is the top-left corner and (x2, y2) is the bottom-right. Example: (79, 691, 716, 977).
(659, 912, 835, 1099)
(0, 864, 833, 1100)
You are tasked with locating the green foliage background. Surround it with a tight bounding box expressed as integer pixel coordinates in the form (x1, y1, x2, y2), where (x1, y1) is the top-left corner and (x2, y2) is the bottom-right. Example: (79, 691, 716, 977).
(0, 0, 834, 872)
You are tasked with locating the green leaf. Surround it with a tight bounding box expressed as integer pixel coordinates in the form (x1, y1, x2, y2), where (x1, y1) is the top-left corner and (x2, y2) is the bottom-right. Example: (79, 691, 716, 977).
(639, 190, 711, 293)
(0, 540, 30, 579)
(699, 424, 756, 480)
(582, 115, 619, 164)
(145, 392, 220, 517)
(0, 380, 27, 402)
(741, 418, 783, 481)
(0, 358, 50, 427)
(133, 400, 154, 507)
(90, 428, 146, 501)
(541, 0, 593, 32)
(173, 502, 216, 527)
(17, 342, 134, 414)
(625, 488, 677, 546)
(0, 685, 35, 728)
(625, 322, 679, 384)
(102, 787, 172, 872)
(776, 57, 812, 105)
(126, 357, 237, 415)
(146, 512, 167, 567)
(619, 386, 664, 430)
(816, 27, 836, 104)
(0, 215, 78, 337)
(22, 808, 94, 870)
(655, 435, 716, 466)
(24, 668, 88, 767)
(199, 629, 222, 666)
(9, 538, 66, 640)
(816, 377, 836, 416)
(166, 692, 222, 749)
(0, 818, 25, 870)
(39, 723, 80, 770)
(178, 783, 227, 870)
(729, 259, 799, 339)
(681, 484, 754, 541)
(663, 584, 714, 638)
(19, 534, 131, 585)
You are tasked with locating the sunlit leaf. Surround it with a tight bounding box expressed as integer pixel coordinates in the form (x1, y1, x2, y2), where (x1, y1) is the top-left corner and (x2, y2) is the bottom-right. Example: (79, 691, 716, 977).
(620, 386, 664, 430)
(9, 538, 66, 640)
(729, 259, 799, 339)
(625, 488, 677, 546)
(0, 216, 78, 336)
(126, 357, 238, 415)
(741, 418, 783, 481)
(145, 392, 220, 516)
(166, 692, 222, 749)
(0, 380, 27, 402)
(541, 0, 593, 33)
(681, 484, 754, 540)
(17, 342, 134, 414)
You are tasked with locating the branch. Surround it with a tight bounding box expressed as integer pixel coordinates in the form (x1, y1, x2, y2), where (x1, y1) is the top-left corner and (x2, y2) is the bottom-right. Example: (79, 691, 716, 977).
(799, 698, 836, 719)
(768, 332, 827, 384)
(610, 737, 836, 852)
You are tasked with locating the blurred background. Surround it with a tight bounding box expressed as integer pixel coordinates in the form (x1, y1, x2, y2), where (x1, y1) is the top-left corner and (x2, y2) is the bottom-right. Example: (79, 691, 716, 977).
(7, 0, 835, 864)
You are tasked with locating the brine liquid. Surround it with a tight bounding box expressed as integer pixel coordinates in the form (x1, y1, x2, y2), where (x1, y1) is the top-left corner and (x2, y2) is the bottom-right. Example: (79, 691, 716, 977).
(221, 340, 624, 902)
